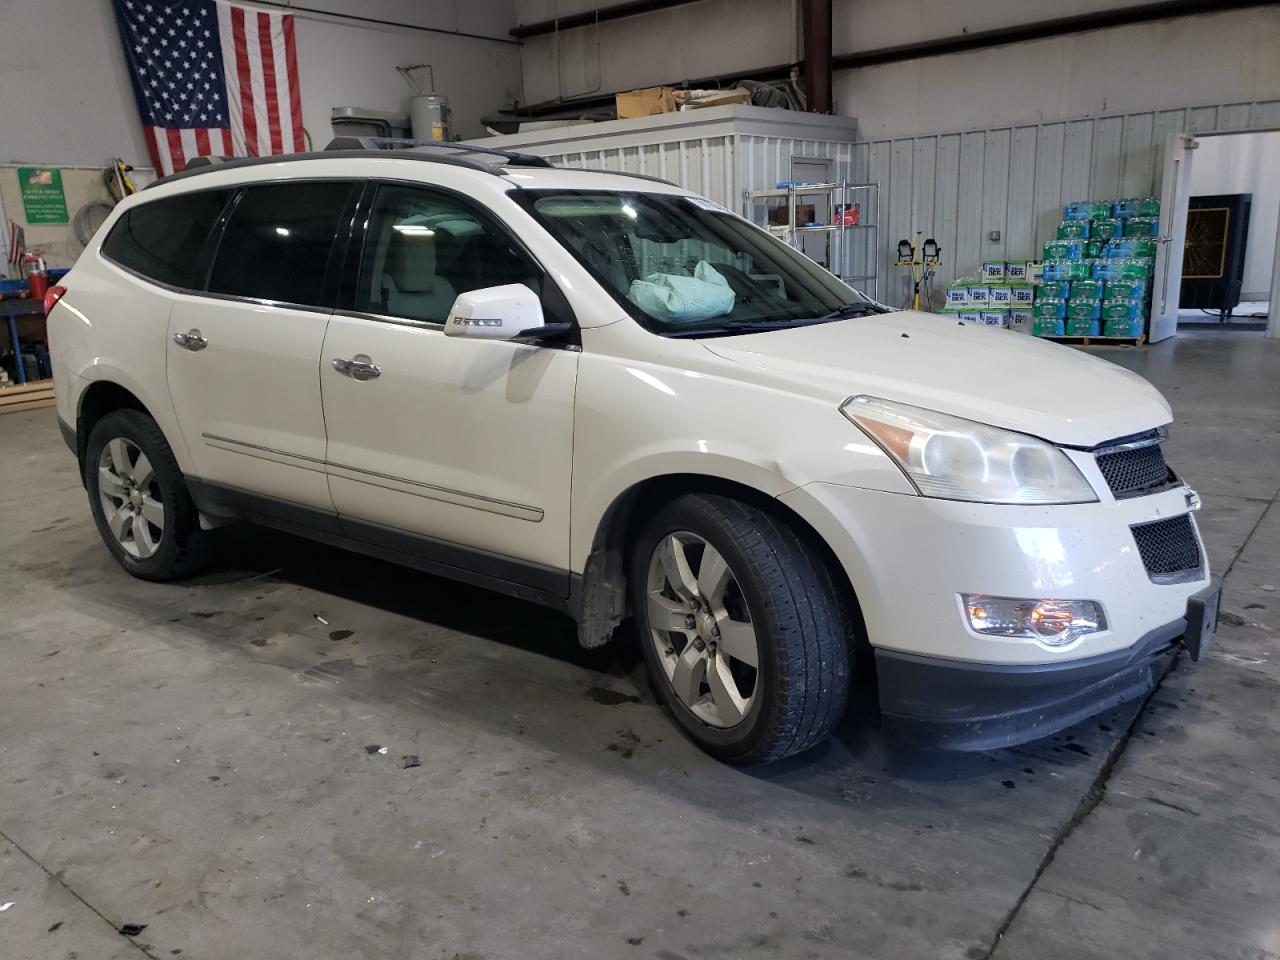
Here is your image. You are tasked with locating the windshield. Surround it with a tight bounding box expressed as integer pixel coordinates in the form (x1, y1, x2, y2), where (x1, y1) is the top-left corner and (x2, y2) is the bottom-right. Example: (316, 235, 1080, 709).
(514, 189, 886, 336)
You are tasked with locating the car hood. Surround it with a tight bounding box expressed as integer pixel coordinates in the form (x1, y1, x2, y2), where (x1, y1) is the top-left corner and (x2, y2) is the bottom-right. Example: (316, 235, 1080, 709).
(699, 311, 1171, 447)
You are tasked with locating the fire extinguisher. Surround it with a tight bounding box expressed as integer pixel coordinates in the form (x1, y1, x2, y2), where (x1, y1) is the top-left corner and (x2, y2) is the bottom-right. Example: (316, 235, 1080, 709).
(23, 253, 48, 301)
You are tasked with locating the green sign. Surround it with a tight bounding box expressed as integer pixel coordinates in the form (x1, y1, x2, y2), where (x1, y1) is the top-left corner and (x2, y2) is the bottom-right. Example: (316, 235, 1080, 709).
(17, 167, 69, 225)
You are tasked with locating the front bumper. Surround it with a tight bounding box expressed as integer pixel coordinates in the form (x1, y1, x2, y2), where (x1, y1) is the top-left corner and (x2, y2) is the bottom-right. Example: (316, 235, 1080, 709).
(876, 577, 1220, 750)
(776, 478, 1215, 750)
(777, 480, 1211, 665)
(876, 617, 1180, 751)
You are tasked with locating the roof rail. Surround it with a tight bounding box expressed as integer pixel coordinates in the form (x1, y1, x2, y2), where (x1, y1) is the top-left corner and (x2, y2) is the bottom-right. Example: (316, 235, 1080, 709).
(323, 136, 554, 168)
(182, 156, 232, 171)
(143, 147, 507, 189)
(572, 168, 679, 187)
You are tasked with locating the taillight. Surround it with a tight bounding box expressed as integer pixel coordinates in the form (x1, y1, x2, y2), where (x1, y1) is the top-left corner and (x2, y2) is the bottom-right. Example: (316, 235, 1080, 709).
(44, 284, 67, 317)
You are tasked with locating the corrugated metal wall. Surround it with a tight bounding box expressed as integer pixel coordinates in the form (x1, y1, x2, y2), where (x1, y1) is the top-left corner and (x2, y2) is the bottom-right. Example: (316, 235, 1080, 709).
(846, 98, 1280, 309)
(529, 98, 1280, 310)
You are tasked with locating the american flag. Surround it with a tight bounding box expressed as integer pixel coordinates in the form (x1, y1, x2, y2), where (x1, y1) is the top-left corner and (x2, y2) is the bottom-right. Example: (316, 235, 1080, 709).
(114, 0, 305, 176)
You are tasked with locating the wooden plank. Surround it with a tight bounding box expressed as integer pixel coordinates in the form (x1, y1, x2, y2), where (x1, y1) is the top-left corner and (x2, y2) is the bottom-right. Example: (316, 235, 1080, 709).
(0, 390, 54, 408)
(0, 396, 56, 414)
(0, 378, 55, 397)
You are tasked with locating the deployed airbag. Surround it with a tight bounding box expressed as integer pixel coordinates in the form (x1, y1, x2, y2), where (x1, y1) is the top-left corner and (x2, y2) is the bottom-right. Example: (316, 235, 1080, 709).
(628, 260, 736, 324)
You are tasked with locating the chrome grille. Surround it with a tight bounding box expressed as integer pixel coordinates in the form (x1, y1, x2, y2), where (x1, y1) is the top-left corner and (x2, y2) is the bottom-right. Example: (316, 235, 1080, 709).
(1131, 514, 1202, 582)
(1094, 429, 1176, 499)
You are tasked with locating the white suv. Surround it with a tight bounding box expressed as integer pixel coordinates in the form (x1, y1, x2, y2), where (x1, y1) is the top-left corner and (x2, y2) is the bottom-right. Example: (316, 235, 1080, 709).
(48, 145, 1220, 765)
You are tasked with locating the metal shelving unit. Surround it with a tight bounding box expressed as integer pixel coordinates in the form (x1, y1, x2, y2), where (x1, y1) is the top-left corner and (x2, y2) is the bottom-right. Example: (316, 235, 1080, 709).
(743, 181, 880, 302)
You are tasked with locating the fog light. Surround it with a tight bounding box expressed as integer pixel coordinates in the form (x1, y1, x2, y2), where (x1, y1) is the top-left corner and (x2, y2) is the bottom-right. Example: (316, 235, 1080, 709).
(962, 595, 1106, 647)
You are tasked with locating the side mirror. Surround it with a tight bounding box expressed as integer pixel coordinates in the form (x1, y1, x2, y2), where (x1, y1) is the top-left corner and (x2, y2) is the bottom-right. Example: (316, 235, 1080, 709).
(443, 284, 568, 343)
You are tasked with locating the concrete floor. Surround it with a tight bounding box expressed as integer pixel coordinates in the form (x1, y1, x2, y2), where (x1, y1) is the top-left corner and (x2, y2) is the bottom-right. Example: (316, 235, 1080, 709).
(1, 330, 1278, 960)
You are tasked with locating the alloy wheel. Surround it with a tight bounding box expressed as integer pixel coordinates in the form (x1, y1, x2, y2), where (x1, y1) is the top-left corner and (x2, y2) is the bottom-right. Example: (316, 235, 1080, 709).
(645, 531, 760, 728)
(97, 437, 165, 559)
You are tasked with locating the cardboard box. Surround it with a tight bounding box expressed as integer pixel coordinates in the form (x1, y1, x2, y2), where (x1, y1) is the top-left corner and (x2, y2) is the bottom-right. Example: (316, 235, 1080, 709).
(616, 87, 678, 119)
(981, 261, 1006, 282)
(1010, 284, 1035, 306)
(767, 203, 817, 227)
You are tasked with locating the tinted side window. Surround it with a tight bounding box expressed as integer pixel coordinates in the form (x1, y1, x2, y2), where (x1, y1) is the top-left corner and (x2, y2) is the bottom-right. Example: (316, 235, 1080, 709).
(101, 190, 232, 288)
(355, 184, 542, 324)
(209, 181, 352, 307)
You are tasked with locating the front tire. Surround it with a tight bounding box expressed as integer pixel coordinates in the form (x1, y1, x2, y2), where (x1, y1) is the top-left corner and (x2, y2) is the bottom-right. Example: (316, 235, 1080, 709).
(631, 493, 850, 765)
(85, 409, 208, 581)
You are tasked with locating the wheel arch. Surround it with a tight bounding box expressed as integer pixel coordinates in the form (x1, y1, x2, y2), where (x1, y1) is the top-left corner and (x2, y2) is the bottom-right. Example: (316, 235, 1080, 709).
(572, 473, 868, 662)
(74, 380, 172, 482)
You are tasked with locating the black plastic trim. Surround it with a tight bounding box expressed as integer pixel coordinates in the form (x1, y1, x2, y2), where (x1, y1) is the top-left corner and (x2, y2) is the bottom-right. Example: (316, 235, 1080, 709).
(185, 479, 572, 610)
(875, 617, 1188, 751)
(58, 416, 76, 456)
(145, 150, 508, 191)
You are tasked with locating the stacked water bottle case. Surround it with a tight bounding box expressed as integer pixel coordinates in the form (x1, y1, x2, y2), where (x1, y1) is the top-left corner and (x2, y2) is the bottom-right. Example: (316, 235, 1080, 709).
(942, 196, 1159, 341)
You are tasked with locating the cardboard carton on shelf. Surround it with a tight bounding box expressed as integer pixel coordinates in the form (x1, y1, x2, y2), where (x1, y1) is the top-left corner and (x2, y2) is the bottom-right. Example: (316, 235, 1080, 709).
(767, 203, 818, 227)
(615, 87, 678, 119)
(615, 85, 753, 119)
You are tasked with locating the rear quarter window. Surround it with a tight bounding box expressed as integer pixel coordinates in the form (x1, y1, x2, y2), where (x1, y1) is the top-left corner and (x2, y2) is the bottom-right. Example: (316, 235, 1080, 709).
(101, 189, 234, 289)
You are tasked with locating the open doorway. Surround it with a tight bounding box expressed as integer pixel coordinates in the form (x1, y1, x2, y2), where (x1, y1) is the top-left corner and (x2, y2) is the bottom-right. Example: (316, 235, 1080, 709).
(1176, 130, 1278, 334)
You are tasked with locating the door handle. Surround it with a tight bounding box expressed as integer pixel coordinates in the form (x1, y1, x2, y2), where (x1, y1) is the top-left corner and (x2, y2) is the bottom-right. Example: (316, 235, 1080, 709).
(332, 354, 381, 381)
(172, 329, 208, 351)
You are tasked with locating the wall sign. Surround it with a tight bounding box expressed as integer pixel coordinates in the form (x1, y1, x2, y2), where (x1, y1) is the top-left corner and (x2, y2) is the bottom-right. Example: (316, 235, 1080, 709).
(17, 167, 69, 224)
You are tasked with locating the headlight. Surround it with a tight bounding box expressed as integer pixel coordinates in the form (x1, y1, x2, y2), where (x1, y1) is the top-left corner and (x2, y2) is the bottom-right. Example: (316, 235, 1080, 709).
(963, 595, 1107, 647)
(840, 396, 1097, 504)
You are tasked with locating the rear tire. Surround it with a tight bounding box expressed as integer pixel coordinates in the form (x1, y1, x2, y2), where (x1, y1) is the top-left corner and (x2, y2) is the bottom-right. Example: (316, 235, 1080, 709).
(85, 409, 208, 581)
(631, 493, 850, 765)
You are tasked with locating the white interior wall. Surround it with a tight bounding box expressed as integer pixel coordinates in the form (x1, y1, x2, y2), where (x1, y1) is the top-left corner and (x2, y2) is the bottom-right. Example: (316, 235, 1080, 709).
(1187, 131, 1279, 301)
(514, 1, 1280, 136)
(514, 0, 793, 106)
(838, 7, 1280, 139)
(0, 0, 520, 169)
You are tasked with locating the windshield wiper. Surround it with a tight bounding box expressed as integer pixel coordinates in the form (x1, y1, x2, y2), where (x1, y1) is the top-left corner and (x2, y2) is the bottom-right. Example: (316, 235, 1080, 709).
(661, 303, 884, 338)
(814, 302, 881, 320)
(664, 318, 830, 338)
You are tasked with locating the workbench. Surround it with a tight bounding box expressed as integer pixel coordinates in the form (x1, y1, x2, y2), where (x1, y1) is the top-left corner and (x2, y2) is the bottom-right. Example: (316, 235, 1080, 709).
(1, 296, 47, 384)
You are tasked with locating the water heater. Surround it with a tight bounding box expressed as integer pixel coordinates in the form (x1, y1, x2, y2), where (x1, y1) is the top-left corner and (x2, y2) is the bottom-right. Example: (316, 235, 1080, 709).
(398, 64, 453, 143)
